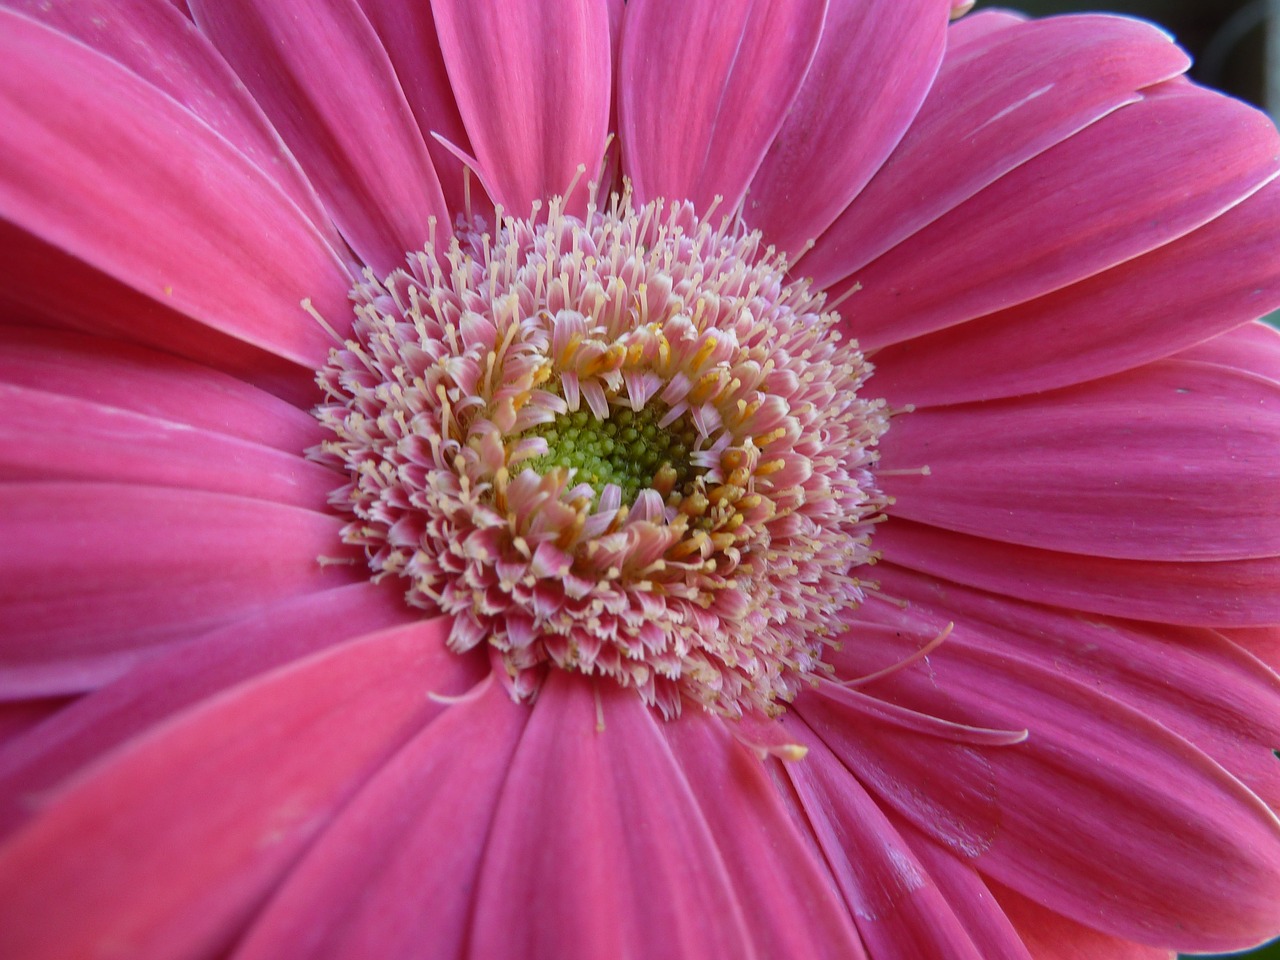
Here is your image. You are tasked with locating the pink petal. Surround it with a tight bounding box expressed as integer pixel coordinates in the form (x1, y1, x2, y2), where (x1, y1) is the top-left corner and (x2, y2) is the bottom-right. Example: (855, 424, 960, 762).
(189, 0, 450, 277)
(8, 0, 345, 256)
(601, 0, 625, 196)
(829, 81, 1280, 350)
(870, 179, 1280, 406)
(469, 671, 754, 958)
(0, 227, 315, 404)
(620, 0, 825, 215)
(0, 383, 338, 510)
(355, 0, 485, 218)
(822, 597, 1280, 953)
(903, 833, 1035, 960)
(873, 566, 1280, 814)
(231, 679, 525, 960)
(879, 359, 1280, 560)
(1176, 317, 1280, 380)
(874, 521, 1280, 626)
(784, 728, 998, 959)
(800, 14, 1192, 286)
(0, 698, 74, 755)
(0, 11, 352, 369)
(991, 881, 1175, 960)
(0, 618, 482, 960)
(431, 0, 610, 217)
(747, 0, 948, 258)
(947, 8, 1028, 46)
(0, 582, 414, 840)
(1226, 626, 1280, 673)
(0, 483, 361, 694)
(784, 686, 1008, 873)
(0, 329, 319, 453)
(661, 715, 866, 959)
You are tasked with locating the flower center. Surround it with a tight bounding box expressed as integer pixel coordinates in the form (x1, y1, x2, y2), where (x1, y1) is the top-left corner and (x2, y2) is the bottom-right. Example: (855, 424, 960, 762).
(312, 191, 888, 717)
(523, 403, 698, 505)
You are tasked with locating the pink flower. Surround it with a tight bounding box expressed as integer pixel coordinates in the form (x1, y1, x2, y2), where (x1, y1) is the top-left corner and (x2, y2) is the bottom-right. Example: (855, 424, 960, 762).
(1, 1, 1279, 958)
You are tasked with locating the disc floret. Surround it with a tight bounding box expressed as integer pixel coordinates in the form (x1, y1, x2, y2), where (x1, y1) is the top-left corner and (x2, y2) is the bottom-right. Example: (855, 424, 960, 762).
(523, 403, 698, 504)
(313, 191, 888, 717)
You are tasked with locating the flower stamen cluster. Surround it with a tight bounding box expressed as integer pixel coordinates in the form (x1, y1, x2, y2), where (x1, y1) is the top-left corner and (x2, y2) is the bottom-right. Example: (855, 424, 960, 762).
(314, 191, 888, 716)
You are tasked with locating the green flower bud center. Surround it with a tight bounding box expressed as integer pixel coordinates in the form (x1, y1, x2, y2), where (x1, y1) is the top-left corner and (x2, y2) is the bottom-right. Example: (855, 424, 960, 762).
(525, 403, 699, 502)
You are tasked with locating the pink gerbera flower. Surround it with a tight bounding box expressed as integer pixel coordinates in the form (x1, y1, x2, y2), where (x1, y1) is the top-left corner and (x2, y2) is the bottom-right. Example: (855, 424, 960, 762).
(1, 0, 1279, 957)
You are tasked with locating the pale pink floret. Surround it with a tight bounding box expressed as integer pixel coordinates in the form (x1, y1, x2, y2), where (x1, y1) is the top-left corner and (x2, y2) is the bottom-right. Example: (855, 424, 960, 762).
(316, 192, 888, 716)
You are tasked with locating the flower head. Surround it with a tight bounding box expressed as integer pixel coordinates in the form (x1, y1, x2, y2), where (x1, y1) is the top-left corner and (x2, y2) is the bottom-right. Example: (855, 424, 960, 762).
(1, 2, 1280, 959)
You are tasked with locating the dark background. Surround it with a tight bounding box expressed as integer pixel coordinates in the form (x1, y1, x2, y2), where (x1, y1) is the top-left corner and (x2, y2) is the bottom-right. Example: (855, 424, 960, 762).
(971, 3, 1279, 959)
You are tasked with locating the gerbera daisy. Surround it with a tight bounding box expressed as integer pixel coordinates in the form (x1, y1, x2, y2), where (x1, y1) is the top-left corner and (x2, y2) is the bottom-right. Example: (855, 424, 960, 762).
(1, 1, 1279, 958)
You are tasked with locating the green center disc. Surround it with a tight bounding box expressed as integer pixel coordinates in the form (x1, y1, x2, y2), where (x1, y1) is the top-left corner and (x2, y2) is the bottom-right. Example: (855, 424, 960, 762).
(524, 403, 698, 502)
